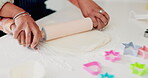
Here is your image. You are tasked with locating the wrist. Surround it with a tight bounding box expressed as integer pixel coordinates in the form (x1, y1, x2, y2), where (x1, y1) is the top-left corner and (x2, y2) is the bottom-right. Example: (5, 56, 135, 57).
(8, 3, 25, 18)
(0, 2, 25, 18)
(13, 11, 31, 20)
(12, 9, 25, 18)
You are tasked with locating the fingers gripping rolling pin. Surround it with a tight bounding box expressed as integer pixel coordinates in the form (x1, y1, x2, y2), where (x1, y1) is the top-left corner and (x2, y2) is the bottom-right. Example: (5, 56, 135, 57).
(1, 18, 93, 41)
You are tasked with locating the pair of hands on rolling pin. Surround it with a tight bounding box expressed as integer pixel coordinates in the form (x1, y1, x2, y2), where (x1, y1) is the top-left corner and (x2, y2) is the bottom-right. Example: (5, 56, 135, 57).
(70, 0, 110, 30)
(0, 0, 110, 50)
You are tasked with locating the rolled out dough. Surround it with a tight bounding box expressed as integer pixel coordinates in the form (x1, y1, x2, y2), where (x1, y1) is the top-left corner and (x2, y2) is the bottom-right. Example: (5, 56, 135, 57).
(46, 30, 111, 53)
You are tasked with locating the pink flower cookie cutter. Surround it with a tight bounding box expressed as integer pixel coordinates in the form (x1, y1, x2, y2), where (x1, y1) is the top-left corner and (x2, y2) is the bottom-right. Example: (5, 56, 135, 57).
(138, 46, 148, 59)
(105, 50, 121, 62)
(83, 61, 101, 75)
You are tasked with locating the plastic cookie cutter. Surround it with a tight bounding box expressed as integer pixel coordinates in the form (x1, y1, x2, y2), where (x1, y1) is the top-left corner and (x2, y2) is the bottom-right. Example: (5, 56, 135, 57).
(144, 29, 148, 38)
(98, 72, 115, 78)
(138, 46, 148, 59)
(104, 50, 121, 62)
(83, 61, 101, 75)
(130, 62, 148, 76)
(123, 42, 141, 56)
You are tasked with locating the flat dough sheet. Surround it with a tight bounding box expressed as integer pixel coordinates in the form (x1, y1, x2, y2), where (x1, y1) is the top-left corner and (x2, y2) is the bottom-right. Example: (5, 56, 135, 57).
(46, 30, 111, 53)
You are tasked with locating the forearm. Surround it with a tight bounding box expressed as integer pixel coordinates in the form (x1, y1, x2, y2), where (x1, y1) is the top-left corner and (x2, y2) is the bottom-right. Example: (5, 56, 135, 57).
(69, 0, 80, 8)
(0, 2, 25, 18)
(69, 0, 93, 8)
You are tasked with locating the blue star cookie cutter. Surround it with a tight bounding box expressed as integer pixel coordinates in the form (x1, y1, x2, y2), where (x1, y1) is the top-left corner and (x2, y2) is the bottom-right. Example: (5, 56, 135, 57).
(123, 42, 141, 56)
(98, 72, 115, 78)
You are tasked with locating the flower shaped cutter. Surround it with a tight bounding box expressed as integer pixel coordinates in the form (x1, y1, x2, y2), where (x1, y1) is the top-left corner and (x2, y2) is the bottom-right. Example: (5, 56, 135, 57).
(105, 50, 121, 62)
(98, 72, 115, 78)
(123, 42, 141, 56)
(130, 62, 148, 76)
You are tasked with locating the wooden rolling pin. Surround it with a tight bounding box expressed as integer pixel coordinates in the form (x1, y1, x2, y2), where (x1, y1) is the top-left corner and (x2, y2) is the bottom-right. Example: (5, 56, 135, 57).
(1, 18, 93, 41)
(41, 18, 93, 41)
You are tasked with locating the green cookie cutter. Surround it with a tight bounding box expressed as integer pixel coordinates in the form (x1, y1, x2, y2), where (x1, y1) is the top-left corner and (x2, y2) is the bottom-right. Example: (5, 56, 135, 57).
(130, 62, 148, 76)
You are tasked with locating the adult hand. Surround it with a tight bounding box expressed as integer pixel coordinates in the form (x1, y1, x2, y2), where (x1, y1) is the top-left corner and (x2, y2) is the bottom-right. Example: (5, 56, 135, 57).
(0, 18, 14, 33)
(13, 14, 41, 50)
(0, 3, 41, 50)
(77, 0, 110, 30)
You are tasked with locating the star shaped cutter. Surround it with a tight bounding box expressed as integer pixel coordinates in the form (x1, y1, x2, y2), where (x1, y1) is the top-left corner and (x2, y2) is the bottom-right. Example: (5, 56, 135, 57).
(105, 50, 121, 62)
(98, 72, 115, 78)
(138, 46, 148, 59)
(123, 42, 141, 56)
(130, 62, 148, 76)
(83, 61, 101, 75)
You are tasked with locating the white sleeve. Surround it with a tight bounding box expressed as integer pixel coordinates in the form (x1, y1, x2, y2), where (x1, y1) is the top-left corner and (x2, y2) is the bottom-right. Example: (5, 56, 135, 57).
(0, 0, 14, 9)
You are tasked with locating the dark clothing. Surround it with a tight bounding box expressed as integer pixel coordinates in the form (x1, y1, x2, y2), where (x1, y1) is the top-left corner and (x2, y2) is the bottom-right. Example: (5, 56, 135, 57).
(14, 0, 55, 20)
(0, 31, 5, 37)
(0, 0, 55, 37)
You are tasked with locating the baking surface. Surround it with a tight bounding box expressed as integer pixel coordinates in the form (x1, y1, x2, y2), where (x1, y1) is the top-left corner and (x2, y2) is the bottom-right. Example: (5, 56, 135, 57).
(0, 0, 148, 78)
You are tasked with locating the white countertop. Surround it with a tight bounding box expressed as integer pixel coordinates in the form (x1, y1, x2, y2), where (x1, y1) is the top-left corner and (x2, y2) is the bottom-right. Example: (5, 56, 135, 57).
(0, 0, 148, 78)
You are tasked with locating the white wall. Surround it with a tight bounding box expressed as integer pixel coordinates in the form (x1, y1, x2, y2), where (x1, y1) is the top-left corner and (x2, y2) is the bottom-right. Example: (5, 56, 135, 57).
(45, 0, 148, 11)
(45, 0, 71, 11)
(45, 0, 104, 11)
